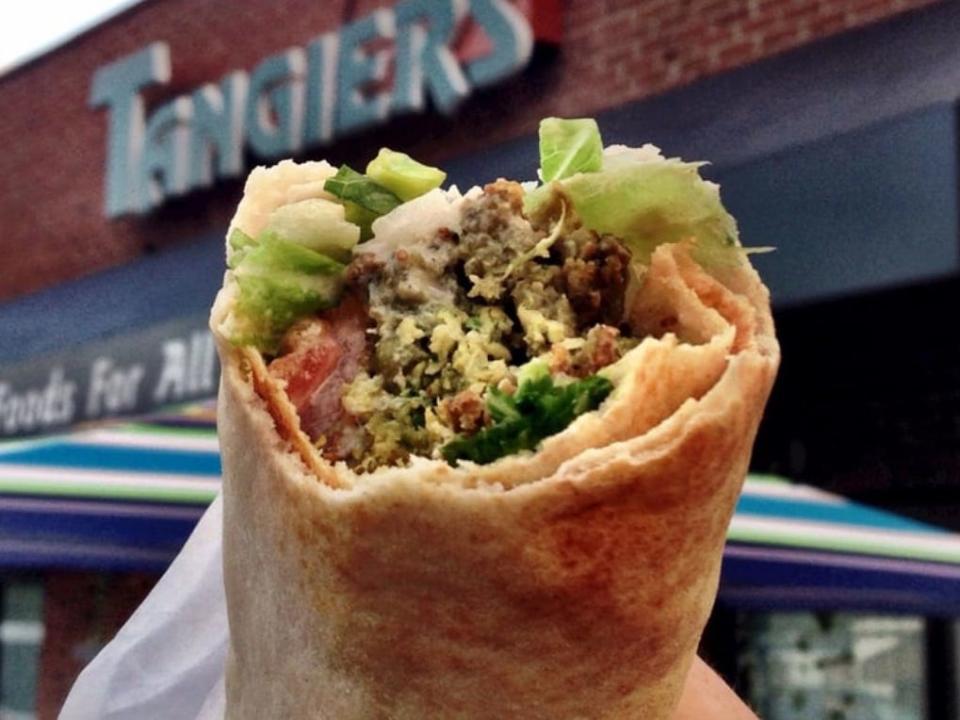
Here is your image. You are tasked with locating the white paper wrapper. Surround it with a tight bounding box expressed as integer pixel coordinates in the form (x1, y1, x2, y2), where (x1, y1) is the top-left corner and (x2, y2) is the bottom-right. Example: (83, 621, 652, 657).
(60, 496, 228, 720)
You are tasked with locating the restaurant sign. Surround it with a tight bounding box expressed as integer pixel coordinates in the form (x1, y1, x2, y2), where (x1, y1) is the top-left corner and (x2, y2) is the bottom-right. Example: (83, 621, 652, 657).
(90, 0, 539, 218)
(0, 314, 217, 438)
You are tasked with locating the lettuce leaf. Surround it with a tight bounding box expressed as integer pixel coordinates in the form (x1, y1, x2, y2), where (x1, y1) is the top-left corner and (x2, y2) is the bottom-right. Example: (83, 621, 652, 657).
(366, 148, 446, 201)
(228, 236, 345, 352)
(260, 199, 359, 263)
(559, 152, 741, 264)
(227, 228, 256, 269)
(527, 118, 742, 267)
(324, 165, 403, 216)
(538, 117, 603, 182)
(342, 201, 379, 241)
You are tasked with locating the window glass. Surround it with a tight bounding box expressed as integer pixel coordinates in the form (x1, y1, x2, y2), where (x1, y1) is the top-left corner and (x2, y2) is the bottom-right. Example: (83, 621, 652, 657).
(738, 612, 926, 720)
(0, 578, 45, 719)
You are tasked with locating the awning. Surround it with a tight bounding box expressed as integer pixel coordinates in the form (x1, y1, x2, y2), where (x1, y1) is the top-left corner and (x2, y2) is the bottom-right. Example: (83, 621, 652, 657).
(2, 406, 959, 615)
(722, 475, 960, 615)
(0, 403, 218, 571)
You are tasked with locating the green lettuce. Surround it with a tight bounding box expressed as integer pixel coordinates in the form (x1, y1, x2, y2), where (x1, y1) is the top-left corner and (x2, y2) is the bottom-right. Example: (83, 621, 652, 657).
(560, 155, 740, 264)
(324, 165, 402, 216)
(366, 148, 446, 201)
(527, 118, 742, 266)
(260, 199, 359, 263)
(538, 117, 603, 182)
(228, 236, 345, 352)
(324, 165, 404, 240)
(227, 228, 256, 269)
(342, 201, 379, 241)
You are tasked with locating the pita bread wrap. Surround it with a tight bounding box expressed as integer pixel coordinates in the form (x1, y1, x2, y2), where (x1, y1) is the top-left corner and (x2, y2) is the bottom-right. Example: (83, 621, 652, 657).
(210, 127, 779, 719)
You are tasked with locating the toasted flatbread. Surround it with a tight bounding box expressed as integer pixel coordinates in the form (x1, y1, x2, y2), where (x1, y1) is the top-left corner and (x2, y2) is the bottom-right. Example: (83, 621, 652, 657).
(211, 160, 779, 719)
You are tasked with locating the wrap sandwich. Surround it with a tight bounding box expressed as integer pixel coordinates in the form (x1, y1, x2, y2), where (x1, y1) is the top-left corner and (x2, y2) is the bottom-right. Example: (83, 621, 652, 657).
(210, 118, 780, 719)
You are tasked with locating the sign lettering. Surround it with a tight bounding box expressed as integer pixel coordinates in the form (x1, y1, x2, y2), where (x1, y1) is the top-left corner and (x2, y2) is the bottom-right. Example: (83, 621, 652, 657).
(0, 317, 219, 438)
(91, 0, 535, 217)
(0, 368, 77, 435)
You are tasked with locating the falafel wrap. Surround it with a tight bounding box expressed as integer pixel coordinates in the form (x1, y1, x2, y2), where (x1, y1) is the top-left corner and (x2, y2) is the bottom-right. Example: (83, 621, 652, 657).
(210, 118, 779, 719)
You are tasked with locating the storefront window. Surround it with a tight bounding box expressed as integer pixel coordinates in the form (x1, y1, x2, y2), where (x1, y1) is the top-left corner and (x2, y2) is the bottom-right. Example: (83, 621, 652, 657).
(0, 577, 44, 720)
(738, 612, 926, 720)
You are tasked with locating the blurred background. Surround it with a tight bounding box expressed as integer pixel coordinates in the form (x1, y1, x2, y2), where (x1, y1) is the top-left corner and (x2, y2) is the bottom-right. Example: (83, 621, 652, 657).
(1, 0, 959, 717)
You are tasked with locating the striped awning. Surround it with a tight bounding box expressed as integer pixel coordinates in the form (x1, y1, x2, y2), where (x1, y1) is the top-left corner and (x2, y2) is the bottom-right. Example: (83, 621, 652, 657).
(0, 403, 219, 506)
(724, 474, 960, 614)
(2, 405, 959, 614)
(0, 403, 218, 571)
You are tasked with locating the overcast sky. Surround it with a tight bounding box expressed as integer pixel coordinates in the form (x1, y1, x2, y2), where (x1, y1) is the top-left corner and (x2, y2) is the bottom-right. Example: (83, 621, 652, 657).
(0, 0, 141, 75)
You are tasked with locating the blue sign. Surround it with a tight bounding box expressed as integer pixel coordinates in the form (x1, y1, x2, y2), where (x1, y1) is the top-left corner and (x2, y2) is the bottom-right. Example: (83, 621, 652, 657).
(90, 0, 534, 218)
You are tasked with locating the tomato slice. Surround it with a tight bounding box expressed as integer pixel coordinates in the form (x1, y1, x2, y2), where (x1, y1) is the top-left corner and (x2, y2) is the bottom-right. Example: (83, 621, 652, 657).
(267, 294, 368, 456)
(270, 335, 341, 410)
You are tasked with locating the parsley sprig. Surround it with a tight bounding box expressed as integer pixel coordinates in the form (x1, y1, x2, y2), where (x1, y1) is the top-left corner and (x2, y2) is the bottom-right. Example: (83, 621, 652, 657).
(442, 364, 613, 466)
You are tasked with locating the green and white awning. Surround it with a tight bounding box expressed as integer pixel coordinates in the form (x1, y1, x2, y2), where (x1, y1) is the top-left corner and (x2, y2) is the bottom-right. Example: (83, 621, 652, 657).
(2, 404, 959, 614)
(730, 474, 960, 566)
(0, 403, 220, 505)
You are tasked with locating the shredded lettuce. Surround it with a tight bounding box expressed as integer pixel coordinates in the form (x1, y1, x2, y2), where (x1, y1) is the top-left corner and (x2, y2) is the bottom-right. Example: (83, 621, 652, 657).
(527, 119, 742, 267)
(324, 166, 402, 216)
(227, 228, 256, 269)
(342, 201, 379, 241)
(228, 235, 345, 352)
(324, 165, 404, 240)
(538, 117, 603, 183)
(561, 155, 740, 264)
(366, 148, 446, 201)
(260, 199, 360, 263)
(442, 367, 613, 466)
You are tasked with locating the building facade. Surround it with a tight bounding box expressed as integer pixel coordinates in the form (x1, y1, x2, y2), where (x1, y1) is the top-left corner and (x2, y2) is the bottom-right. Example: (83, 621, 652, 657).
(1, 0, 957, 717)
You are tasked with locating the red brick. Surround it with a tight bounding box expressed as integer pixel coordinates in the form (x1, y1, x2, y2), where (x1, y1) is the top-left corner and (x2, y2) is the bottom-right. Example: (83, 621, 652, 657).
(760, 23, 803, 53)
(850, 0, 937, 23)
(699, 0, 753, 26)
(782, 1, 824, 24)
(737, 9, 787, 38)
(809, 8, 850, 35)
(604, 44, 643, 72)
(713, 39, 760, 68)
(590, 6, 641, 41)
(749, 0, 791, 18)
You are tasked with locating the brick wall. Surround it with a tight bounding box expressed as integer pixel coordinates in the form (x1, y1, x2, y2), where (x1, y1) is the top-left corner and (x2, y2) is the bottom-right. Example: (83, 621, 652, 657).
(0, 0, 942, 302)
(555, 0, 942, 116)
